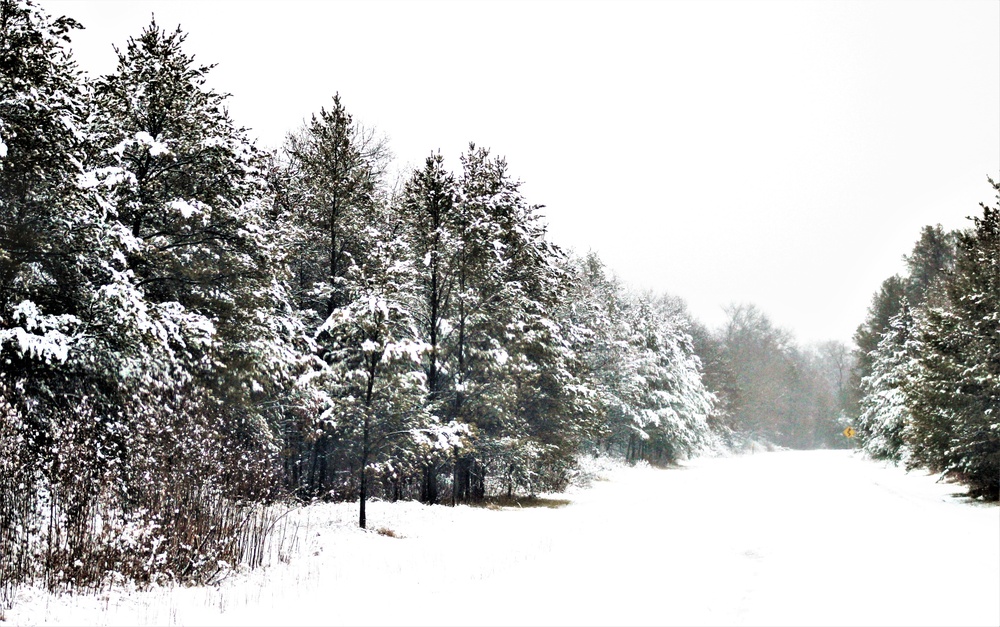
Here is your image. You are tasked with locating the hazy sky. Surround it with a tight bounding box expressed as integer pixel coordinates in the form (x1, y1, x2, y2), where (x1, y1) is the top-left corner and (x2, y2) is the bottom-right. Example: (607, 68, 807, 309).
(46, 0, 1000, 345)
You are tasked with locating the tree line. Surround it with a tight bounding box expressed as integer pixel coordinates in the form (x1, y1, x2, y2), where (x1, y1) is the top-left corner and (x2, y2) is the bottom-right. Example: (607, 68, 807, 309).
(1, 1, 727, 593)
(852, 191, 1000, 500)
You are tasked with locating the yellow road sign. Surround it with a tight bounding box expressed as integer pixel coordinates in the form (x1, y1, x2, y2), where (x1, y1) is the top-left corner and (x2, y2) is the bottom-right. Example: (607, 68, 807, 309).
(843, 427, 856, 438)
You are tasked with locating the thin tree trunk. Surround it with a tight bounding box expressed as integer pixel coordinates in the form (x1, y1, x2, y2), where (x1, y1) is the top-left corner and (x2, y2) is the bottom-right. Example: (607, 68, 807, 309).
(451, 446, 458, 507)
(359, 439, 367, 529)
(327, 195, 339, 317)
(308, 435, 323, 497)
(360, 354, 377, 529)
(428, 255, 439, 395)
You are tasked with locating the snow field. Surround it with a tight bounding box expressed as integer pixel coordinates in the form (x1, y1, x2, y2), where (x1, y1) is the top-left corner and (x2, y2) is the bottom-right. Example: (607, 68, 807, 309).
(7, 450, 998, 626)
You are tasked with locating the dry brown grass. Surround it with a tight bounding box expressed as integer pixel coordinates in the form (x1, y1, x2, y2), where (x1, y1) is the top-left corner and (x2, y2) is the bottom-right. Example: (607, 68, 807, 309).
(472, 496, 571, 510)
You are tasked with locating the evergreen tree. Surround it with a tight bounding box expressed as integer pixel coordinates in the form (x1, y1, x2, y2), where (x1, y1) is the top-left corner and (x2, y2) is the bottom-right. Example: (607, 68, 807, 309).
(0, 0, 92, 372)
(626, 294, 715, 462)
(312, 216, 465, 526)
(391, 143, 588, 500)
(91, 14, 298, 474)
(903, 224, 958, 308)
(447, 144, 553, 500)
(556, 252, 620, 444)
(858, 305, 914, 462)
(499, 223, 584, 492)
(400, 152, 457, 408)
(283, 93, 389, 318)
(851, 228, 957, 429)
(557, 252, 715, 463)
(0, 0, 117, 589)
(851, 275, 907, 415)
(905, 179, 1000, 499)
(279, 94, 391, 498)
(854, 226, 958, 455)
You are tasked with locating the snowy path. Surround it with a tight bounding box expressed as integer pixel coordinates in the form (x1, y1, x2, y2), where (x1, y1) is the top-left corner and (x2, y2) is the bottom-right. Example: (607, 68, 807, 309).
(9, 450, 1000, 626)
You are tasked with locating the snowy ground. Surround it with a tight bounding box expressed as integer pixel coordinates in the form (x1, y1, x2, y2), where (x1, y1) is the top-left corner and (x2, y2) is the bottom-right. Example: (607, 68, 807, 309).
(7, 450, 999, 626)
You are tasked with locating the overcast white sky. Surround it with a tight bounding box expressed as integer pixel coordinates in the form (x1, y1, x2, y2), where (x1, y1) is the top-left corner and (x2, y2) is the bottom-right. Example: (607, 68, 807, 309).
(47, 0, 1000, 346)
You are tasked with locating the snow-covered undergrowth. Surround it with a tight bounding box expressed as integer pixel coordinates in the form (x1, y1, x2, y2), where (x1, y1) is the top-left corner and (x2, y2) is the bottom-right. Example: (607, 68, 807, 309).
(6, 450, 998, 627)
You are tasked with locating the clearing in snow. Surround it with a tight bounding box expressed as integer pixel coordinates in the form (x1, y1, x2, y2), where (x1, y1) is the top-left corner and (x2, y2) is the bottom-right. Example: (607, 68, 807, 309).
(7, 450, 999, 626)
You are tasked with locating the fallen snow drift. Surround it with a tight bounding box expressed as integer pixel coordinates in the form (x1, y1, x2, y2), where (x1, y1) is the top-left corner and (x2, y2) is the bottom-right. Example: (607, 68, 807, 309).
(8, 450, 999, 626)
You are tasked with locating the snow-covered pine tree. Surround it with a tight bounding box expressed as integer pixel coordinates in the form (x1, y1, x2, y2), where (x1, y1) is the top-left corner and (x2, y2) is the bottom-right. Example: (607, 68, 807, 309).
(399, 153, 474, 502)
(643, 295, 716, 460)
(91, 18, 297, 416)
(443, 144, 513, 501)
(399, 147, 588, 499)
(858, 304, 915, 463)
(495, 211, 584, 494)
(0, 0, 94, 403)
(854, 224, 958, 459)
(852, 229, 956, 433)
(609, 294, 664, 458)
(903, 224, 958, 308)
(400, 152, 457, 409)
(80, 17, 299, 582)
(0, 0, 117, 590)
(0, 0, 92, 394)
(556, 252, 715, 463)
(279, 94, 391, 499)
(608, 292, 715, 463)
(557, 253, 649, 457)
(283, 93, 389, 318)
(905, 179, 1000, 500)
(442, 144, 581, 499)
(311, 213, 466, 526)
(852, 275, 907, 416)
(552, 252, 619, 448)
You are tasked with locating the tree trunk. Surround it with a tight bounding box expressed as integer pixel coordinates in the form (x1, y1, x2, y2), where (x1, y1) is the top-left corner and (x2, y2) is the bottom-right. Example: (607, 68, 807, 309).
(453, 455, 474, 503)
(421, 463, 438, 504)
(327, 199, 339, 317)
(360, 354, 377, 529)
(359, 413, 369, 528)
(451, 447, 458, 506)
(428, 255, 439, 396)
(308, 434, 324, 497)
(471, 460, 485, 501)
